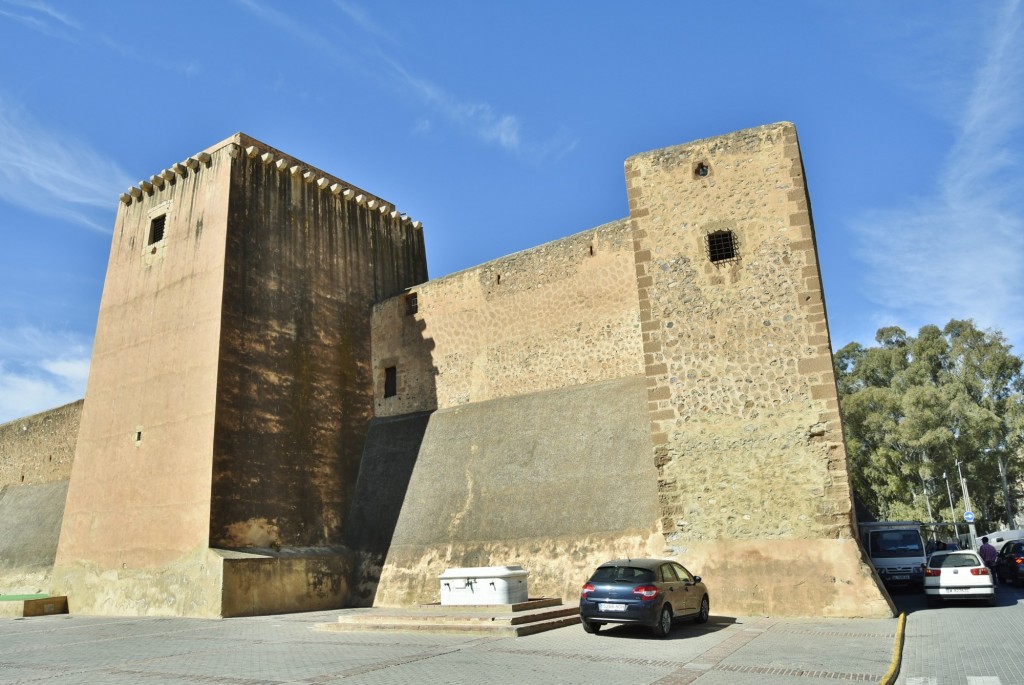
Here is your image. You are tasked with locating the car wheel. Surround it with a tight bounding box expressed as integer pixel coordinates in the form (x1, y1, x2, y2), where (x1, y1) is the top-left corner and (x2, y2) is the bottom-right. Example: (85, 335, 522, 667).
(694, 595, 710, 624)
(581, 620, 601, 634)
(652, 605, 673, 638)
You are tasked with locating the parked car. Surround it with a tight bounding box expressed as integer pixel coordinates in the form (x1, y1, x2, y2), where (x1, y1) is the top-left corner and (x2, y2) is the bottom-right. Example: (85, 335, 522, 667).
(579, 558, 709, 637)
(923, 550, 995, 606)
(995, 540, 1024, 586)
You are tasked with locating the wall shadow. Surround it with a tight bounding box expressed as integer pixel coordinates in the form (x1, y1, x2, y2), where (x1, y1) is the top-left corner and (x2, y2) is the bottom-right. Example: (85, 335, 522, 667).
(342, 305, 437, 606)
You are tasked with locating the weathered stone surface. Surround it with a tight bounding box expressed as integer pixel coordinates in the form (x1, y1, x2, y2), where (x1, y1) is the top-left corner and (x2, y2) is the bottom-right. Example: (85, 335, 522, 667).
(52, 133, 425, 617)
(0, 401, 81, 487)
(4, 123, 888, 619)
(356, 376, 662, 606)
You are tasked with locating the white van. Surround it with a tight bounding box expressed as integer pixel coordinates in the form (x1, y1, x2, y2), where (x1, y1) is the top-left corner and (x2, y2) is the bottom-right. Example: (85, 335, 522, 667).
(859, 521, 927, 588)
(982, 529, 1024, 546)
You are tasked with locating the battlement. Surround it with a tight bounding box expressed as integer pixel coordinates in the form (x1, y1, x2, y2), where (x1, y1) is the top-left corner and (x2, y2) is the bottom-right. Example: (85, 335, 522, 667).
(118, 133, 424, 232)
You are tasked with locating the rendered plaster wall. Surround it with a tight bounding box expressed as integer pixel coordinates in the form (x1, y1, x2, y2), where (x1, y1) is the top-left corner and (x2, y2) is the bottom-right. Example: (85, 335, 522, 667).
(52, 139, 235, 615)
(371, 219, 642, 414)
(219, 549, 351, 616)
(211, 135, 428, 551)
(359, 376, 664, 607)
(626, 122, 891, 617)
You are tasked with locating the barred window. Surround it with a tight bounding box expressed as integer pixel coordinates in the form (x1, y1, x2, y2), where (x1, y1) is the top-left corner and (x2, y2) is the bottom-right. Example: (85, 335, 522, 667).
(707, 230, 738, 263)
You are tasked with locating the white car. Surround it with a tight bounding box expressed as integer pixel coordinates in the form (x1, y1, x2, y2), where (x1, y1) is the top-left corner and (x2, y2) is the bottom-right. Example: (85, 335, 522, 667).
(924, 550, 996, 606)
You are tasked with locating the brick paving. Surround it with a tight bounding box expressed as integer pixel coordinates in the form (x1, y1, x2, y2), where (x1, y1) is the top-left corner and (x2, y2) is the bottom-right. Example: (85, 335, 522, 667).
(895, 582, 1024, 685)
(0, 610, 900, 685)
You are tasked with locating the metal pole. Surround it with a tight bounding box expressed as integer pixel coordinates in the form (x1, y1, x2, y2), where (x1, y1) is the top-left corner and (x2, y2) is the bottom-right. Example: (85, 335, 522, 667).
(956, 459, 979, 549)
(943, 472, 960, 541)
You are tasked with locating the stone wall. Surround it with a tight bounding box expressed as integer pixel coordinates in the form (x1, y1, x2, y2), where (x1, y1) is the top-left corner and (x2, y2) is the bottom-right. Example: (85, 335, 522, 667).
(52, 137, 236, 615)
(356, 376, 664, 606)
(0, 402, 80, 594)
(210, 135, 428, 550)
(627, 122, 890, 616)
(0, 400, 81, 487)
(371, 219, 642, 415)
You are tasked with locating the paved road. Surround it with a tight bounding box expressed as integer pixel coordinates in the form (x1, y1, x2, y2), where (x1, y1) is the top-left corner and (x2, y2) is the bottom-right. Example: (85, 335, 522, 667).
(893, 579, 1024, 685)
(0, 609, 896, 685)
(4, 582, 1018, 685)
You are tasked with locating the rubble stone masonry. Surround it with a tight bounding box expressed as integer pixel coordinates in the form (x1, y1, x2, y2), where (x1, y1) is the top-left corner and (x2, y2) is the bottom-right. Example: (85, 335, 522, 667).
(372, 219, 643, 415)
(626, 122, 889, 616)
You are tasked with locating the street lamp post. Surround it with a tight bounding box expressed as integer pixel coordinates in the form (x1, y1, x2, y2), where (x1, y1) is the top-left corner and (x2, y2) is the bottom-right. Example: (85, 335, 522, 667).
(955, 459, 979, 549)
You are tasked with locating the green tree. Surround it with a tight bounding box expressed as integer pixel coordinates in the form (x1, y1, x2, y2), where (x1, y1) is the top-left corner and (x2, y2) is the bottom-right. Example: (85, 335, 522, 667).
(835, 320, 1024, 529)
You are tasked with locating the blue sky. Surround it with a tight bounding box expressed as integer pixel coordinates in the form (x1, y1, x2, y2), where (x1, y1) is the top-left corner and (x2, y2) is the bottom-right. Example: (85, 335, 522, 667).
(1, 1, 1022, 424)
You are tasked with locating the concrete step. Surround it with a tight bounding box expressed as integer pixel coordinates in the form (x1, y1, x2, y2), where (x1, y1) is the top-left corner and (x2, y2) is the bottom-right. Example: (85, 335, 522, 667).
(313, 599, 581, 637)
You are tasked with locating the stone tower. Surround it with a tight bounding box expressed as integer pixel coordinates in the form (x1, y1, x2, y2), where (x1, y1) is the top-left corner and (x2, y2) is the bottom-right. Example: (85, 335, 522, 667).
(53, 134, 427, 617)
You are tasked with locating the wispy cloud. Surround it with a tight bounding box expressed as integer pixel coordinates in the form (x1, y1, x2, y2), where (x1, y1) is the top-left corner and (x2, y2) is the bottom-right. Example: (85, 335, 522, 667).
(0, 98, 132, 232)
(0, 0, 199, 76)
(849, 1, 1024, 347)
(380, 58, 523, 153)
(236, 0, 577, 161)
(0, 326, 90, 425)
(0, 0, 80, 41)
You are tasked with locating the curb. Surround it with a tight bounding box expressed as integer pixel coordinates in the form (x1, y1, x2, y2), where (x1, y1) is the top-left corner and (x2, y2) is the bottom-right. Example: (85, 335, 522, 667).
(878, 612, 906, 685)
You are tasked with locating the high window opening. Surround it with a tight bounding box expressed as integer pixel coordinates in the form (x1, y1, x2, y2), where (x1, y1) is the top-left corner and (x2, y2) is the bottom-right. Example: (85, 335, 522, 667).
(405, 293, 418, 315)
(707, 230, 738, 263)
(148, 215, 166, 245)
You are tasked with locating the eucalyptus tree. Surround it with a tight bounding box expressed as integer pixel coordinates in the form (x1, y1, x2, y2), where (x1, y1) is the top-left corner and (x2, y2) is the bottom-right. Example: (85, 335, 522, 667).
(834, 320, 1023, 528)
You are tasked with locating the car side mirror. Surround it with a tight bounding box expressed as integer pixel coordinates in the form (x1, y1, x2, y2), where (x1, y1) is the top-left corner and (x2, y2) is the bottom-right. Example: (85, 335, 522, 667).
(693, 576, 701, 583)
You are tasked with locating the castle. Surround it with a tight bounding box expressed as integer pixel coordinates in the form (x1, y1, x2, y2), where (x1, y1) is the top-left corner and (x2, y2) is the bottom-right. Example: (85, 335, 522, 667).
(0, 122, 894, 618)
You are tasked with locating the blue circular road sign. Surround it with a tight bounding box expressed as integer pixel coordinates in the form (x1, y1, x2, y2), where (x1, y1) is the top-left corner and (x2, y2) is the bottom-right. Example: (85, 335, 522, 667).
(964, 511, 975, 523)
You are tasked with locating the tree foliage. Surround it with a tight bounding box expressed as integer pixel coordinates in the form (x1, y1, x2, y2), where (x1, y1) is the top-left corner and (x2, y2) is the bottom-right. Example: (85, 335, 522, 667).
(835, 320, 1024, 528)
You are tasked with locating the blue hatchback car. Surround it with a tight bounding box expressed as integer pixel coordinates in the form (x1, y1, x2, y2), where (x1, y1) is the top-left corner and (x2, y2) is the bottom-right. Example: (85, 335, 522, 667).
(579, 558, 710, 637)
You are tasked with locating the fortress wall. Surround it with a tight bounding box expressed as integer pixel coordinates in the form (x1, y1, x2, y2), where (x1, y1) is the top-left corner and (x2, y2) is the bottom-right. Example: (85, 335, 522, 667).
(627, 122, 891, 616)
(52, 139, 236, 616)
(0, 402, 80, 594)
(211, 136, 428, 550)
(0, 400, 81, 487)
(371, 219, 642, 416)
(355, 376, 664, 607)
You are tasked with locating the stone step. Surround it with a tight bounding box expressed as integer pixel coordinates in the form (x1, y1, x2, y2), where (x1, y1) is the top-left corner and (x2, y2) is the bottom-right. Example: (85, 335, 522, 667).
(313, 599, 581, 637)
(388, 597, 564, 613)
(330, 605, 578, 626)
(315, 613, 580, 637)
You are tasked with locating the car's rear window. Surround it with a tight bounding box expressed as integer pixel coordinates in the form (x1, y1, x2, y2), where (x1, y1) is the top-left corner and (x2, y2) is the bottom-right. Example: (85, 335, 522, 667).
(590, 566, 656, 583)
(1011, 543, 1024, 554)
(929, 553, 982, 568)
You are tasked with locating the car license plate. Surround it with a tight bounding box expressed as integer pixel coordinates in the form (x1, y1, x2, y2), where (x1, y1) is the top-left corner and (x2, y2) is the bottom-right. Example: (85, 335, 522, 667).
(599, 603, 626, 612)
(891, 575, 909, 581)
(946, 588, 968, 593)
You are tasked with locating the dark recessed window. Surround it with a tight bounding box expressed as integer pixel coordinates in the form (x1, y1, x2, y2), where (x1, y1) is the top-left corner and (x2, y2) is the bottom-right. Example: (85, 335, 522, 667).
(384, 366, 397, 398)
(707, 230, 738, 263)
(405, 293, 418, 315)
(148, 215, 166, 245)
(694, 162, 710, 178)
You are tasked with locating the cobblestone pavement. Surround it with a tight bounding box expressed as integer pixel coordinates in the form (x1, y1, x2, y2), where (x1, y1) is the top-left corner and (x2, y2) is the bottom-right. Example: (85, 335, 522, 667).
(0, 609, 900, 685)
(894, 581, 1024, 685)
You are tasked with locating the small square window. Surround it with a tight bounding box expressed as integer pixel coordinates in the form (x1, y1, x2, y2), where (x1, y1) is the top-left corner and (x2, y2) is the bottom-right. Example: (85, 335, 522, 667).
(384, 366, 397, 398)
(405, 293, 418, 315)
(149, 215, 166, 245)
(707, 230, 738, 263)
